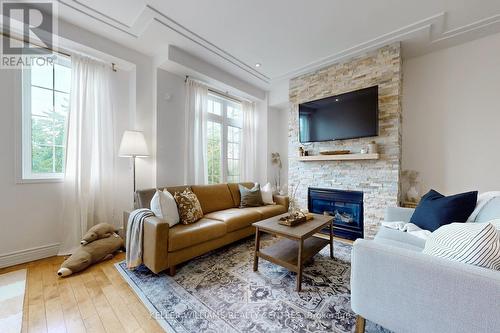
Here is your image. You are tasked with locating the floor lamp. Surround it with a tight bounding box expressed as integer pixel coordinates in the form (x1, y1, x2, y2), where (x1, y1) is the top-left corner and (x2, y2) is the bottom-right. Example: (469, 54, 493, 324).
(119, 130, 149, 198)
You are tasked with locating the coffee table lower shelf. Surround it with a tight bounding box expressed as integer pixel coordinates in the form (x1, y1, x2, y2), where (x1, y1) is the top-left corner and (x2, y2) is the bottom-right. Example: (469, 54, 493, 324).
(256, 237, 330, 289)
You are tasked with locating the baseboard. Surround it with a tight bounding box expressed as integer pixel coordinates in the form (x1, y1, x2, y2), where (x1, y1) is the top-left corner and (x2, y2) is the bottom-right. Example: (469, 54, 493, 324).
(0, 243, 60, 269)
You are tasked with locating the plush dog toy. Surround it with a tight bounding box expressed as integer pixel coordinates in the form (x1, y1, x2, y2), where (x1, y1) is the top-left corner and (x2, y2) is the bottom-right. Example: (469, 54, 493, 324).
(57, 224, 124, 277)
(81, 223, 117, 245)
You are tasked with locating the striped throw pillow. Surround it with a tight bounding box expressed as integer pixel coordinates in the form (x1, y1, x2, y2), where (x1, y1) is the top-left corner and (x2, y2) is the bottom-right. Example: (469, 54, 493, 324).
(423, 221, 500, 270)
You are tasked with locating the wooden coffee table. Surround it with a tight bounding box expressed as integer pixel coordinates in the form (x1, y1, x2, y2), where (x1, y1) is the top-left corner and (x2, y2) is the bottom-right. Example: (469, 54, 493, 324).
(252, 213, 334, 292)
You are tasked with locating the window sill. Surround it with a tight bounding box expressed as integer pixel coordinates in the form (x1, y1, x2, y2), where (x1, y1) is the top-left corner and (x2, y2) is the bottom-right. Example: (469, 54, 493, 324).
(16, 177, 64, 184)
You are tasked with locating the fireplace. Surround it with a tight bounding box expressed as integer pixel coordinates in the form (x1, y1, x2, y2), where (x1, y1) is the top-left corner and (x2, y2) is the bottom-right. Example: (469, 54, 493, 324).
(308, 188, 364, 240)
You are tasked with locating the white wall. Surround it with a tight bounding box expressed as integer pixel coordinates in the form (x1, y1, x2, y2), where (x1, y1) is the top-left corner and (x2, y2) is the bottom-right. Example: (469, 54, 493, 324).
(255, 97, 269, 185)
(267, 107, 289, 193)
(403, 32, 500, 195)
(0, 67, 64, 265)
(156, 69, 186, 186)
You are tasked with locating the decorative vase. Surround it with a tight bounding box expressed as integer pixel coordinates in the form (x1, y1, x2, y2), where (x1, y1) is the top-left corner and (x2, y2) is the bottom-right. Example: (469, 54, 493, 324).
(407, 185, 419, 203)
(368, 141, 378, 154)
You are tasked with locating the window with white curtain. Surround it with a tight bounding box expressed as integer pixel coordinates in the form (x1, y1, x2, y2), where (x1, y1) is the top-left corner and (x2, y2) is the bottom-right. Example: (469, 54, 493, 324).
(206, 92, 242, 184)
(21, 56, 71, 180)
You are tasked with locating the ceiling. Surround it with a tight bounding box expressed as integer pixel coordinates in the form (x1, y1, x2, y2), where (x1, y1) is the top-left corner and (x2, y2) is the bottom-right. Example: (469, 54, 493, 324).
(56, 0, 500, 89)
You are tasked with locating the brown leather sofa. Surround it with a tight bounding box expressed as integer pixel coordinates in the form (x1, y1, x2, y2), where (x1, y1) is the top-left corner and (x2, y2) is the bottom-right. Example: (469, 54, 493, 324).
(123, 182, 289, 275)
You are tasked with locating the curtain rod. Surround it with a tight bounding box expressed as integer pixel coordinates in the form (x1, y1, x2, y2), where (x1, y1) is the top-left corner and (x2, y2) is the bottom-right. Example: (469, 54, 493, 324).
(0, 31, 70, 57)
(185, 75, 252, 104)
(1, 31, 117, 72)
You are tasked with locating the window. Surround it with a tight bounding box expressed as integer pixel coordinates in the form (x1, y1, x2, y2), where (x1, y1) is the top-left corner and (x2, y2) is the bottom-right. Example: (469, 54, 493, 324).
(22, 56, 71, 180)
(206, 92, 242, 184)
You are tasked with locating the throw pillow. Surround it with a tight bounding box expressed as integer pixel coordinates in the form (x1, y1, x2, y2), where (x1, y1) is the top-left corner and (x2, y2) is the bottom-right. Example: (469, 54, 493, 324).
(150, 189, 180, 227)
(174, 189, 204, 224)
(423, 222, 500, 270)
(239, 184, 264, 208)
(410, 189, 478, 232)
(261, 182, 274, 205)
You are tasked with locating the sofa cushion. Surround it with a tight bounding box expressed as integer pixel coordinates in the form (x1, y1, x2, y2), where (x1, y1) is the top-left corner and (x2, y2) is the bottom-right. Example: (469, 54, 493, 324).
(150, 189, 180, 227)
(166, 185, 191, 197)
(228, 182, 256, 207)
(191, 184, 234, 214)
(375, 227, 426, 250)
(174, 188, 204, 224)
(475, 197, 500, 223)
(373, 237, 425, 252)
(249, 205, 287, 219)
(423, 222, 500, 270)
(239, 184, 264, 208)
(410, 189, 478, 232)
(168, 218, 226, 251)
(135, 189, 156, 209)
(135, 186, 191, 209)
(205, 208, 262, 232)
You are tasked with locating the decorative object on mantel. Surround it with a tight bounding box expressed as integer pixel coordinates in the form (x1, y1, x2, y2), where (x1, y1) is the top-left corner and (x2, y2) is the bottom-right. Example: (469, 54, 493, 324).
(368, 141, 378, 154)
(319, 150, 351, 155)
(298, 153, 379, 162)
(402, 170, 421, 203)
(360, 148, 368, 154)
(298, 146, 305, 156)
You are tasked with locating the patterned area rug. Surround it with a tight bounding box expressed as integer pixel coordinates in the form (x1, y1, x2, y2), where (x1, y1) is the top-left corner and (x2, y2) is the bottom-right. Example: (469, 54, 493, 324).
(115, 236, 389, 333)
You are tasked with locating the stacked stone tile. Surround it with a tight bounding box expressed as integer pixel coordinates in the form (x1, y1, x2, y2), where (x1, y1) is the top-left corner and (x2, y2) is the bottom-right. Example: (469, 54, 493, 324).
(288, 43, 403, 238)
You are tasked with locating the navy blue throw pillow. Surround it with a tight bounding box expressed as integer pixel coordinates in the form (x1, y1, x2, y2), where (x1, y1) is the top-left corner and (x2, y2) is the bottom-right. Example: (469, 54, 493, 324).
(410, 190, 478, 232)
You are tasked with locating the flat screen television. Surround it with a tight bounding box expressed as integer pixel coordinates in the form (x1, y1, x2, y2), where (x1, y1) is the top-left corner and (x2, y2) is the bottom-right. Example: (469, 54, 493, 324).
(298, 86, 378, 143)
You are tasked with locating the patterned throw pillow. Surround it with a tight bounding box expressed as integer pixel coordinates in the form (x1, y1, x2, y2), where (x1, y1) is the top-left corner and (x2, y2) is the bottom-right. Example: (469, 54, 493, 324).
(174, 189, 204, 224)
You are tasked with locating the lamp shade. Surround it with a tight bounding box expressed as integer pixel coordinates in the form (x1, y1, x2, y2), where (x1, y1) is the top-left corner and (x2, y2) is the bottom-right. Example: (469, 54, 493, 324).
(119, 130, 149, 157)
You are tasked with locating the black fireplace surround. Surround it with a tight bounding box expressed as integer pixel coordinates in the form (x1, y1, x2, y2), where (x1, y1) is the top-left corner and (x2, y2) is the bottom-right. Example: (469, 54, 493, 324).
(308, 187, 364, 240)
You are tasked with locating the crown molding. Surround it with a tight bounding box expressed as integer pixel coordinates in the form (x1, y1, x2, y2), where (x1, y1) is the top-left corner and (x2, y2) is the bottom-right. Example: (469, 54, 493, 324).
(147, 5, 270, 83)
(432, 14, 500, 43)
(272, 13, 445, 82)
(273, 12, 500, 82)
(56, 1, 500, 87)
(58, 0, 270, 83)
(58, 0, 138, 37)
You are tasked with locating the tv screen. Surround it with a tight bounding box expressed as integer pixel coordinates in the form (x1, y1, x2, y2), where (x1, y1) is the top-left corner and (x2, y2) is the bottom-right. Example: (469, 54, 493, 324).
(298, 86, 378, 143)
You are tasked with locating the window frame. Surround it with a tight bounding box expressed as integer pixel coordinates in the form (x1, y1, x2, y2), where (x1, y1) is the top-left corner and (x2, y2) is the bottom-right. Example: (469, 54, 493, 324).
(206, 92, 242, 184)
(21, 56, 71, 182)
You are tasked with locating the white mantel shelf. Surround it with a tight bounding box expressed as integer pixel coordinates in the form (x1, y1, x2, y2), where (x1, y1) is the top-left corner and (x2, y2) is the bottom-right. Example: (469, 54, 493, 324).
(297, 153, 380, 161)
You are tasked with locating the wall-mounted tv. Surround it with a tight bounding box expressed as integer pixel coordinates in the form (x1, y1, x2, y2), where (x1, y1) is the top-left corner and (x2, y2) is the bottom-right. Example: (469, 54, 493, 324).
(298, 86, 378, 143)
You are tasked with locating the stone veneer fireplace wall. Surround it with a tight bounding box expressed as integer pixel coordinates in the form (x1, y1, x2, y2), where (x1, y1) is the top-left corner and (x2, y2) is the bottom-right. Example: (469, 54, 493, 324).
(288, 43, 403, 238)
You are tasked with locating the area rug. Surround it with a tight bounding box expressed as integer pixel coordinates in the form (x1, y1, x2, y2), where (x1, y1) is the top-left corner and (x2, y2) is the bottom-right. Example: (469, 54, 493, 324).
(115, 236, 389, 333)
(0, 269, 27, 333)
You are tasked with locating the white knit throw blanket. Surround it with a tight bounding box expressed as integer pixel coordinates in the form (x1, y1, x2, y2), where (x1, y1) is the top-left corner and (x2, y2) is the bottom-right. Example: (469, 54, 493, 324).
(126, 208, 155, 269)
(381, 221, 432, 240)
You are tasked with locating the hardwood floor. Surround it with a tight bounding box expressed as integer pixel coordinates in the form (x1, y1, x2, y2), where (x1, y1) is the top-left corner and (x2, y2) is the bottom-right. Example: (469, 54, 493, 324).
(0, 237, 353, 333)
(0, 253, 164, 333)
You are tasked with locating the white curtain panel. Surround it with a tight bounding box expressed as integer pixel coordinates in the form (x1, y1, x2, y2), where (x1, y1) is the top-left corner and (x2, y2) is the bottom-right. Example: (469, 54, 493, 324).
(240, 100, 257, 182)
(184, 79, 209, 185)
(59, 55, 116, 255)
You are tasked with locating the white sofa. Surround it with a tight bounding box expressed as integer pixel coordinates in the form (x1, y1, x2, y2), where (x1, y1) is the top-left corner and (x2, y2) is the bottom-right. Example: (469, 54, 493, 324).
(350, 197, 500, 333)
